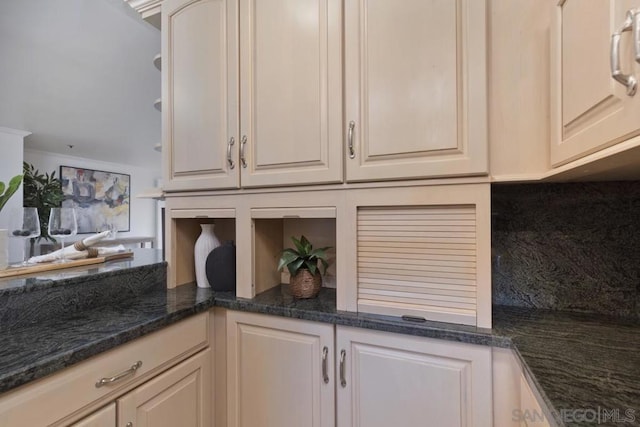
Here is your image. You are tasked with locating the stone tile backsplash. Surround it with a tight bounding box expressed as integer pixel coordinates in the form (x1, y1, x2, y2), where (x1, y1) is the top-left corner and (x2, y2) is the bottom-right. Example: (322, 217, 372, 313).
(491, 182, 640, 319)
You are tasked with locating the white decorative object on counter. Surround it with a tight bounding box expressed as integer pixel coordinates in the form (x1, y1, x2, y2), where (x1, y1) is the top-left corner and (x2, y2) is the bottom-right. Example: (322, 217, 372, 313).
(27, 230, 112, 263)
(194, 224, 220, 288)
(0, 229, 7, 270)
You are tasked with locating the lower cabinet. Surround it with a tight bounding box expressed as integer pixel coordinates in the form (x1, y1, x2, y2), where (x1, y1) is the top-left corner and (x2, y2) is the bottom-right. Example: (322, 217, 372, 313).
(71, 403, 116, 427)
(226, 311, 335, 427)
(72, 350, 211, 427)
(226, 311, 493, 427)
(336, 326, 493, 427)
(0, 313, 210, 427)
(118, 348, 211, 427)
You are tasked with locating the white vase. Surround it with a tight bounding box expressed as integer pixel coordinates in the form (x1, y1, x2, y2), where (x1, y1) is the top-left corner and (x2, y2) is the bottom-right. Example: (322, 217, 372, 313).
(194, 224, 220, 288)
(0, 229, 7, 270)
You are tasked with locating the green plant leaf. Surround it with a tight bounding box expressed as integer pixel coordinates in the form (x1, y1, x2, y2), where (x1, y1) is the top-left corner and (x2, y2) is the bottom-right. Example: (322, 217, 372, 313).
(0, 174, 22, 212)
(320, 258, 329, 275)
(0, 181, 5, 197)
(291, 236, 306, 254)
(309, 248, 330, 261)
(300, 235, 312, 253)
(304, 260, 317, 275)
(277, 250, 300, 271)
(287, 258, 305, 276)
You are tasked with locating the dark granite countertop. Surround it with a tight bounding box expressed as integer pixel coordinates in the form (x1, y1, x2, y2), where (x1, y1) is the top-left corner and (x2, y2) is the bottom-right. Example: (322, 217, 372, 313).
(493, 306, 640, 427)
(2, 276, 638, 427)
(0, 283, 214, 394)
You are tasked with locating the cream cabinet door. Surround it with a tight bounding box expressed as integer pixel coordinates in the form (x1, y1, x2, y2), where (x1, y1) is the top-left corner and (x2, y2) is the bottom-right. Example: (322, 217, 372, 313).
(551, 0, 640, 166)
(519, 376, 551, 427)
(227, 311, 335, 427)
(336, 326, 492, 427)
(70, 404, 116, 427)
(162, 0, 239, 191)
(238, 0, 343, 187)
(117, 349, 211, 427)
(344, 0, 487, 182)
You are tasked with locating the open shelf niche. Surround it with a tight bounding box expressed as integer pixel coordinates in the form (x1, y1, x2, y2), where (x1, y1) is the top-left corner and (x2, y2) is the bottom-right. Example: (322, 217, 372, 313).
(171, 210, 236, 289)
(251, 208, 337, 297)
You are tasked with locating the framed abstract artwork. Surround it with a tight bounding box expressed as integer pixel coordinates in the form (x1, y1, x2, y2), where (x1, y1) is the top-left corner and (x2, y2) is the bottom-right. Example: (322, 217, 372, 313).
(60, 166, 131, 234)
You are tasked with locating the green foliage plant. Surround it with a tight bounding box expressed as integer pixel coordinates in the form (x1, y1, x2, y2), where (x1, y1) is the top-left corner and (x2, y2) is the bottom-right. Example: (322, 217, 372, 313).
(277, 235, 331, 277)
(0, 174, 23, 213)
(22, 162, 64, 244)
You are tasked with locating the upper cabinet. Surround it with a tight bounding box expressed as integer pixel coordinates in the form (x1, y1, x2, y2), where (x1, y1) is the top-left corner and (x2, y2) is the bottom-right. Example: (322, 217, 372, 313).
(162, 0, 489, 191)
(163, 0, 342, 191)
(238, 0, 343, 187)
(551, 0, 640, 166)
(344, 0, 488, 182)
(162, 0, 239, 191)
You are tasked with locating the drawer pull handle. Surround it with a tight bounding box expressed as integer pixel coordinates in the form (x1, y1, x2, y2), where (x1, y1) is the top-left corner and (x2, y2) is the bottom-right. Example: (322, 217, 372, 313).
(126, 423, 133, 427)
(339, 349, 347, 388)
(95, 361, 143, 388)
(322, 346, 329, 384)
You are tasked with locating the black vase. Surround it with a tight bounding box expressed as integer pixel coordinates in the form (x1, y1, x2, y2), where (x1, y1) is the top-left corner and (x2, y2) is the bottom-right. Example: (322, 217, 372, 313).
(205, 241, 236, 292)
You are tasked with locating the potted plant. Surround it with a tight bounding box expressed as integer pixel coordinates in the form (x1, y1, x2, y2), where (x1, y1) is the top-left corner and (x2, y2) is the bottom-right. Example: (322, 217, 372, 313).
(277, 235, 331, 299)
(22, 162, 64, 257)
(0, 174, 23, 270)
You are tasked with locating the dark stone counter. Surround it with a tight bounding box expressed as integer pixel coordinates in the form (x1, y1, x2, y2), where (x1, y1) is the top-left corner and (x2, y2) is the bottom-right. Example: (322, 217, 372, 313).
(2, 275, 638, 427)
(0, 282, 214, 394)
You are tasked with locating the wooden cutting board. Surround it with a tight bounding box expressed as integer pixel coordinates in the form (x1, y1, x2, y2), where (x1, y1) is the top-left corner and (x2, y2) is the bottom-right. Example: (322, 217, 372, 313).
(0, 251, 134, 279)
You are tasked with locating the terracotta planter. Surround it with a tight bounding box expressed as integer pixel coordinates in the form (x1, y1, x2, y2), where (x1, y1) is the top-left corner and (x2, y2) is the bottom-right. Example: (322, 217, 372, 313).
(289, 269, 322, 299)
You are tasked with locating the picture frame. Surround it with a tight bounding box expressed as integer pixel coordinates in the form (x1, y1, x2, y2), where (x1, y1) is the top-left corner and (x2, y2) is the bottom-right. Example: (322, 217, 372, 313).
(59, 166, 131, 234)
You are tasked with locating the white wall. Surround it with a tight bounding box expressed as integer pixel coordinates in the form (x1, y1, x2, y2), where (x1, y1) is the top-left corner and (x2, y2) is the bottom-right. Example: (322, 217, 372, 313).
(0, 128, 29, 262)
(0, 0, 161, 167)
(24, 149, 158, 240)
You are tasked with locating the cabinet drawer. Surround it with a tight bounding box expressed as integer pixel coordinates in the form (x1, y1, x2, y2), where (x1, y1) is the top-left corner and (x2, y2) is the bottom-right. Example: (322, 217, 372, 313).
(0, 313, 208, 426)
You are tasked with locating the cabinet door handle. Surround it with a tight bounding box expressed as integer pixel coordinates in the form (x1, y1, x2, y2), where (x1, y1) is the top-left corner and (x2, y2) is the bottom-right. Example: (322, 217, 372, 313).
(95, 361, 142, 388)
(347, 121, 356, 159)
(322, 346, 329, 384)
(633, 10, 640, 64)
(240, 135, 248, 168)
(339, 349, 347, 388)
(611, 9, 638, 96)
(227, 137, 235, 169)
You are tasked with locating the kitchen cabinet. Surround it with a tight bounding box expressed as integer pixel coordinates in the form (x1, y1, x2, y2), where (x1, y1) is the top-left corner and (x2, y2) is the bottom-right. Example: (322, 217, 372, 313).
(519, 375, 551, 427)
(551, 0, 640, 166)
(162, 0, 239, 191)
(225, 310, 492, 427)
(344, 0, 488, 182)
(336, 325, 493, 427)
(71, 404, 116, 427)
(0, 313, 209, 426)
(226, 310, 335, 427)
(238, 0, 343, 187)
(162, 0, 489, 191)
(492, 348, 552, 427)
(342, 183, 492, 328)
(163, 0, 342, 191)
(118, 348, 211, 427)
